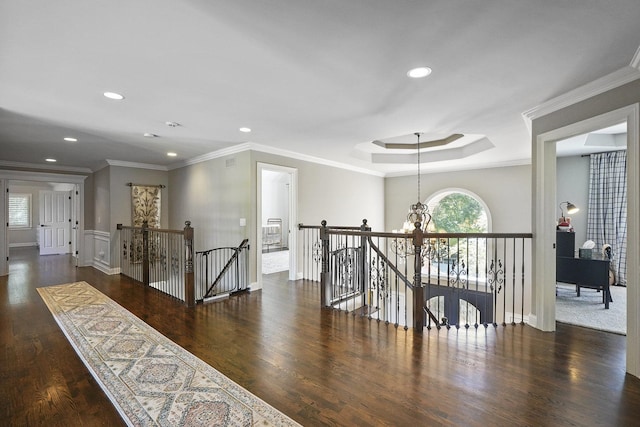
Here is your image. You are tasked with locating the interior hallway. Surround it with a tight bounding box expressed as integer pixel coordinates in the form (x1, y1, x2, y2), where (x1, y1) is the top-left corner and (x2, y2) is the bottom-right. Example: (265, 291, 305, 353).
(2, 247, 640, 426)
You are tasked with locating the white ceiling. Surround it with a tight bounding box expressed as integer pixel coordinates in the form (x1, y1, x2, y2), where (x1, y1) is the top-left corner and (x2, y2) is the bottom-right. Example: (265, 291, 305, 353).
(1, 1, 640, 175)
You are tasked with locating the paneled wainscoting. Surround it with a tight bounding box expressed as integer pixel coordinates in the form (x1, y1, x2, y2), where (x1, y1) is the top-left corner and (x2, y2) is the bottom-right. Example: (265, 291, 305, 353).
(83, 230, 119, 275)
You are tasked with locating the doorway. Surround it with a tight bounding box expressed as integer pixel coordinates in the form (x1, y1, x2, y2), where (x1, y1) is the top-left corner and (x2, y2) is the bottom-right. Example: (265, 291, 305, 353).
(555, 126, 628, 334)
(256, 163, 298, 283)
(533, 104, 639, 376)
(0, 171, 86, 276)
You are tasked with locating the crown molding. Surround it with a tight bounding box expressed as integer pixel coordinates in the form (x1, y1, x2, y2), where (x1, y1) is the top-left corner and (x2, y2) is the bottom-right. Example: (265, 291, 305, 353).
(168, 143, 253, 170)
(522, 47, 640, 133)
(384, 157, 531, 178)
(169, 142, 386, 177)
(522, 65, 640, 128)
(0, 160, 92, 174)
(249, 143, 386, 177)
(631, 45, 640, 70)
(105, 159, 168, 171)
(0, 168, 88, 183)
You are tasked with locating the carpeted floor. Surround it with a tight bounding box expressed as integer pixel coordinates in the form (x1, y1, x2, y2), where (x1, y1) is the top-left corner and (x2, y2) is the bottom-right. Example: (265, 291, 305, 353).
(38, 281, 300, 426)
(556, 283, 626, 335)
(262, 250, 289, 275)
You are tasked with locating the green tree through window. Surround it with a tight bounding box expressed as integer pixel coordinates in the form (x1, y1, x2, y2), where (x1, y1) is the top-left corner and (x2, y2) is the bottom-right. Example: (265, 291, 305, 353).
(425, 190, 490, 326)
(431, 193, 485, 233)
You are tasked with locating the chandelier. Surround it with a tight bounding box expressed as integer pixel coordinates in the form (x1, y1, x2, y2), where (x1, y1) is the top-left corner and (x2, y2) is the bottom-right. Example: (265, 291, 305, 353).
(401, 132, 432, 232)
(391, 133, 434, 258)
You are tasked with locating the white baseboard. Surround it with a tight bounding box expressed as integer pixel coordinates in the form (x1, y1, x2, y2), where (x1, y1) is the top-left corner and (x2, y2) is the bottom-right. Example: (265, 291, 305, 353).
(505, 312, 530, 324)
(9, 242, 38, 248)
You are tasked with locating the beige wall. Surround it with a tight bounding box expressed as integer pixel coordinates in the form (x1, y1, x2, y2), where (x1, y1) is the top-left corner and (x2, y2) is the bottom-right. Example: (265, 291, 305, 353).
(168, 151, 252, 251)
(93, 166, 110, 233)
(385, 164, 532, 233)
(83, 173, 95, 230)
(109, 166, 169, 265)
(169, 149, 385, 283)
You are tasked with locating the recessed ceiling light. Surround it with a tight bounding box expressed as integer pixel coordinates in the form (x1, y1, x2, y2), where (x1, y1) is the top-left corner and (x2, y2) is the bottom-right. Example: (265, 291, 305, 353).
(45, 158, 57, 162)
(103, 91, 124, 100)
(143, 133, 158, 138)
(239, 127, 251, 133)
(63, 137, 77, 142)
(165, 121, 181, 127)
(167, 152, 177, 157)
(407, 67, 432, 78)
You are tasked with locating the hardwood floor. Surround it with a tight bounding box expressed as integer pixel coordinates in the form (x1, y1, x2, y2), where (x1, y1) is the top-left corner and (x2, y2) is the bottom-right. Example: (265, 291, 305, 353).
(2, 247, 640, 426)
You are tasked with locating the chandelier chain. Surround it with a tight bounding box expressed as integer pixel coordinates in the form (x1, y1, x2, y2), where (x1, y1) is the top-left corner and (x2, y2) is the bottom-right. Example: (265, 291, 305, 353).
(415, 132, 421, 204)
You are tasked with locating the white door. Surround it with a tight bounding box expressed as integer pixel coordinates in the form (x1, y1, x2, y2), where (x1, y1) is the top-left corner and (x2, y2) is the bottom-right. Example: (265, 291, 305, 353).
(39, 190, 71, 255)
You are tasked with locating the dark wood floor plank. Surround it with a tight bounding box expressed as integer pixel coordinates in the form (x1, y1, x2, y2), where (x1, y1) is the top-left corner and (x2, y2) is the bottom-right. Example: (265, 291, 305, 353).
(2, 247, 640, 426)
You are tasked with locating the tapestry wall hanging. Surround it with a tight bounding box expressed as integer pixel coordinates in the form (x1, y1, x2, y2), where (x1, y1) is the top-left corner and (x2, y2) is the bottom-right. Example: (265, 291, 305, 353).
(131, 184, 162, 228)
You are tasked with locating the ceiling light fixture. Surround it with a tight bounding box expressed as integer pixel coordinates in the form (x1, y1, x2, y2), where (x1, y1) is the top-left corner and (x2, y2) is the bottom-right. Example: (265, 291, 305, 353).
(143, 133, 158, 138)
(165, 121, 180, 127)
(403, 132, 431, 232)
(63, 137, 77, 142)
(167, 152, 177, 157)
(45, 158, 57, 162)
(407, 67, 432, 78)
(239, 127, 251, 133)
(103, 91, 124, 100)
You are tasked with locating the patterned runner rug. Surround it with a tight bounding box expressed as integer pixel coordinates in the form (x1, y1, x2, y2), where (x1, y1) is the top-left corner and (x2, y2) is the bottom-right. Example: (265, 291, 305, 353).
(38, 281, 300, 426)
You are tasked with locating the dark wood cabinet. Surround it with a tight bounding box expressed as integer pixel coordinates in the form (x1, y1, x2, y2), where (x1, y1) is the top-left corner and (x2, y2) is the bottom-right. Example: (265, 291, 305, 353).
(556, 231, 575, 257)
(556, 232, 611, 309)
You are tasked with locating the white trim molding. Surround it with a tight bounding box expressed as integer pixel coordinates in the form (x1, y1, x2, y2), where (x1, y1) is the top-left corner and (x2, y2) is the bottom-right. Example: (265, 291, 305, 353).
(105, 159, 168, 171)
(85, 230, 119, 275)
(0, 160, 92, 174)
(532, 104, 639, 380)
(170, 142, 385, 177)
(522, 64, 640, 131)
(9, 242, 37, 248)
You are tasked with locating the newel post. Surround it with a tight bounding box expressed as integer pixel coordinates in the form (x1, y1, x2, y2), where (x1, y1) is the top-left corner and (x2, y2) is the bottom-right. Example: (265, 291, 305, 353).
(360, 219, 370, 296)
(183, 221, 195, 307)
(142, 220, 150, 287)
(412, 222, 424, 332)
(320, 220, 331, 307)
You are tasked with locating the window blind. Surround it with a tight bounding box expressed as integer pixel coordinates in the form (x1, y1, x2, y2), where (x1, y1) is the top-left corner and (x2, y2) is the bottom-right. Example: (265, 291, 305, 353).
(9, 193, 32, 228)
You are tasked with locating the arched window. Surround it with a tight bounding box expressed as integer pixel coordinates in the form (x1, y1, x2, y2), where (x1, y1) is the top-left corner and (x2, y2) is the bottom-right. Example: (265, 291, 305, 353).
(423, 189, 491, 277)
(426, 189, 491, 233)
(423, 190, 492, 325)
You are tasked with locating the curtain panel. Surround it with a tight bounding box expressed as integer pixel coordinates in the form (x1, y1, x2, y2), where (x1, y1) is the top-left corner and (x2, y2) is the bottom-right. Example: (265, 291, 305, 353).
(586, 151, 627, 286)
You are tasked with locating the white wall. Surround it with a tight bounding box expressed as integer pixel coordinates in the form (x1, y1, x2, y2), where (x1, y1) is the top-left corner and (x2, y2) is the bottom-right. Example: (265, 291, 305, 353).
(262, 170, 290, 248)
(7, 183, 43, 247)
(556, 155, 590, 250)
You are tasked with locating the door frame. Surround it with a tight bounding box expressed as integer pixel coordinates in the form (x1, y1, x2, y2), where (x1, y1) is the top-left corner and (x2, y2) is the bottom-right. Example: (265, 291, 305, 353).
(532, 104, 639, 376)
(256, 163, 298, 284)
(0, 170, 86, 275)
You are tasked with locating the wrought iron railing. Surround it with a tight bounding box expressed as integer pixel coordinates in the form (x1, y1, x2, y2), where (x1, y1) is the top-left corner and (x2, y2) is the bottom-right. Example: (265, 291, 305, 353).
(300, 220, 532, 331)
(117, 221, 195, 306)
(195, 239, 250, 303)
(298, 223, 361, 282)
